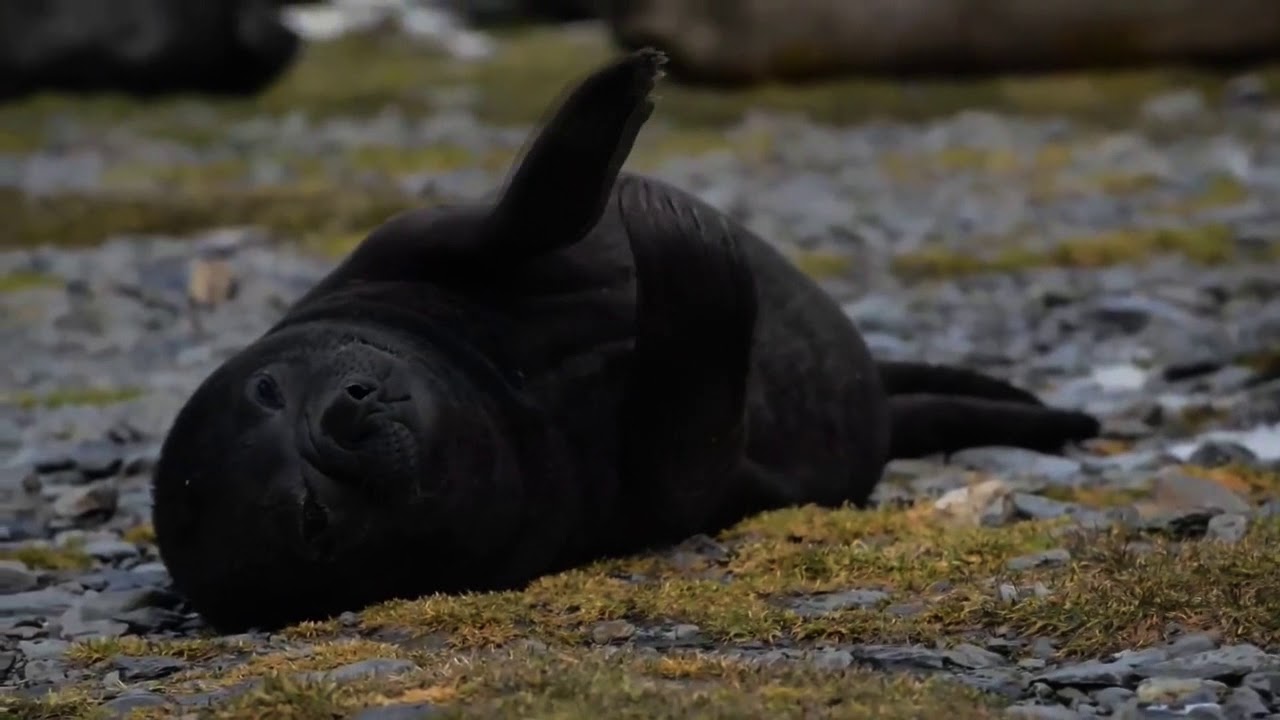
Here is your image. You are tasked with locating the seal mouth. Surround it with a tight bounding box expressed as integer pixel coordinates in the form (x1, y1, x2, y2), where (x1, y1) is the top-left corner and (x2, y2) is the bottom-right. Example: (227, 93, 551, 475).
(299, 409, 363, 483)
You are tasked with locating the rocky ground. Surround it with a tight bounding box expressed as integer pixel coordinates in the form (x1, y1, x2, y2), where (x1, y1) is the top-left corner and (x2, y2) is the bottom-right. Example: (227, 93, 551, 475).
(3, 25, 1280, 720)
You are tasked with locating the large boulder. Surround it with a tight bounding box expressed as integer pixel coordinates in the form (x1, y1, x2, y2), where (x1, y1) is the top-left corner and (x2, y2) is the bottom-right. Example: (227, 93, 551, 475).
(605, 0, 1280, 86)
(0, 0, 302, 101)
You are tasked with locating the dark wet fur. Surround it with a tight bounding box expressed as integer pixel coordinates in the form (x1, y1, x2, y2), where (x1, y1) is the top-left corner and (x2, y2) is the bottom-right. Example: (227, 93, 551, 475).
(151, 49, 1099, 633)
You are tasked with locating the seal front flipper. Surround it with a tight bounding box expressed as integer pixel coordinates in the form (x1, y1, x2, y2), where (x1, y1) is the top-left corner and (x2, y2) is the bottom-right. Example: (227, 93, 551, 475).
(887, 394, 1101, 460)
(482, 48, 667, 259)
(611, 175, 758, 551)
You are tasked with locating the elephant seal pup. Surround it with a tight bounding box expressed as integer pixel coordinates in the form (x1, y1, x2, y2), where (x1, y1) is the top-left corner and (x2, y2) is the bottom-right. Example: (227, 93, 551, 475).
(151, 49, 1100, 633)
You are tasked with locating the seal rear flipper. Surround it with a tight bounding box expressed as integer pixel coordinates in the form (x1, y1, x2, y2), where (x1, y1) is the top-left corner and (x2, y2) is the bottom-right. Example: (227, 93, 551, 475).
(613, 175, 758, 547)
(877, 361, 1045, 406)
(484, 48, 667, 259)
(887, 394, 1101, 460)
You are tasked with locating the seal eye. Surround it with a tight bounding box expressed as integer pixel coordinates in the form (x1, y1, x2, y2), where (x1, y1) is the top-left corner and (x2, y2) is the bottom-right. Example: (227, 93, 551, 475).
(253, 375, 285, 410)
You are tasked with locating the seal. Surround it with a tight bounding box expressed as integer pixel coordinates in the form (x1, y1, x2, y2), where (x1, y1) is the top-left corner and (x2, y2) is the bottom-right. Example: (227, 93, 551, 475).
(151, 48, 1100, 633)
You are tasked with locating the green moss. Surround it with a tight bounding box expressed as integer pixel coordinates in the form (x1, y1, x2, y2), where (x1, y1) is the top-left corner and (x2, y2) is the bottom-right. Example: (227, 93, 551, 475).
(121, 524, 156, 546)
(3, 28, 1278, 153)
(0, 542, 92, 572)
(0, 271, 60, 293)
(1167, 173, 1252, 213)
(790, 249, 855, 279)
(66, 636, 252, 667)
(132, 647, 1003, 720)
(889, 223, 1273, 280)
(335, 503, 1280, 660)
(0, 186, 418, 250)
(1180, 464, 1280, 502)
(37, 499, 1280, 714)
(0, 689, 105, 720)
(3, 386, 144, 410)
(1039, 484, 1152, 508)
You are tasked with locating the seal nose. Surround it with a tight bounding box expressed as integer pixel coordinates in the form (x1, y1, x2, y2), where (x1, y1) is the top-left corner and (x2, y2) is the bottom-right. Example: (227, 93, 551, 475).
(320, 377, 380, 444)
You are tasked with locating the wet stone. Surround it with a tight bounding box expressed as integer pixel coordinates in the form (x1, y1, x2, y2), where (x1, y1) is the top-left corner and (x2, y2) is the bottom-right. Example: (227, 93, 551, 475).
(50, 480, 119, 521)
(954, 667, 1028, 699)
(590, 619, 636, 644)
(0, 560, 38, 595)
(351, 703, 443, 720)
(1221, 686, 1270, 718)
(0, 588, 79, 618)
(1187, 441, 1259, 468)
(18, 638, 69, 660)
(1003, 703, 1087, 719)
(811, 649, 853, 671)
(1136, 645, 1280, 681)
(1204, 513, 1250, 544)
(1144, 468, 1253, 516)
(1006, 549, 1072, 572)
(314, 658, 420, 685)
(1012, 493, 1081, 521)
(785, 589, 890, 616)
(111, 655, 188, 681)
(101, 690, 171, 717)
(1241, 670, 1280, 698)
(1036, 660, 1141, 688)
(1092, 687, 1137, 711)
(72, 440, 125, 482)
(1135, 677, 1229, 705)
(82, 538, 139, 562)
(942, 643, 1009, 669)
(846, 645, 948, 672)
(948, 448, 1085, 486)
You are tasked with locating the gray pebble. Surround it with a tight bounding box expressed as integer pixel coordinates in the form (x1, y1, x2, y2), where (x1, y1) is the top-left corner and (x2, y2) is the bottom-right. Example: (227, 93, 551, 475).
(1205, 513, 1250, 544)
(1036, 660, 1140, 688)
(1138, 645, 1280, 681)
(943, 643, 1009, 670)
(811, 649, 853, 670)
(18, 638, 70, 661)
(1093, 687, 1137, 711)
(100, 690, 171, 718)
(1241, 671, 1280, 698)
(314, 658, 419, 685)
(1004, 703, 1086, 719)
(786, 589, 890, 616)
(82, 538, 139, 562)
(1136, 677, 1228, 705)
(1007, 549, 1072, 572)
(350, 702, 442, 720)
(0, 560, 38, 595)
(1222, 686, 1271, 718)
(111, 655, 188, 681)
(0, 587, 79, 618)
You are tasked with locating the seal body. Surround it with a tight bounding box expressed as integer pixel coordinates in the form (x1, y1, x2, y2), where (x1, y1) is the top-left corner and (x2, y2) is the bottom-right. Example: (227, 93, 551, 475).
(151, 50, 1098, 632)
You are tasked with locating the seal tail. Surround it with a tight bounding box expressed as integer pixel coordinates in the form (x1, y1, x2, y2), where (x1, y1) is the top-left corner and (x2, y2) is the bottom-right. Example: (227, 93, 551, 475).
(877, 360, 1044, 406)
(887, 394, 1100, 460)
(485, 47, 667, 257)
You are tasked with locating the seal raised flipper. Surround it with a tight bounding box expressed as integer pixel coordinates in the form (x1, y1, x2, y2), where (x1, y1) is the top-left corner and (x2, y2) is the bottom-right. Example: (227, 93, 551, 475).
(481, 48, 666, 260)
(877, 361, 1045, 407)
(283, 48, 667, 309)
(610, 173, 759, 551)
(887, 394, 1101, 460)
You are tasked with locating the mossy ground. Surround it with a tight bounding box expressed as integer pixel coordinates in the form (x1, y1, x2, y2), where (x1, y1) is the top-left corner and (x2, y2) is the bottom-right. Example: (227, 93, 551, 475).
(1, 387, 144, 411)
(3, 26, 1278, 266)
(10, 463, 1278, 719)
(0, 540, 92, 572)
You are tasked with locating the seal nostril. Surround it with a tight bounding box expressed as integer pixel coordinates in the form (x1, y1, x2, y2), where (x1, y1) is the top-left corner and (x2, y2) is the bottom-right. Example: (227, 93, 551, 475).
(344, 383, 374, 401)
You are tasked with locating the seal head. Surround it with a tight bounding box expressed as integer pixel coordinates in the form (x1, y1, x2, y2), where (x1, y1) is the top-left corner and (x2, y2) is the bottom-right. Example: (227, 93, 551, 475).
(151, 322, 523, 631)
